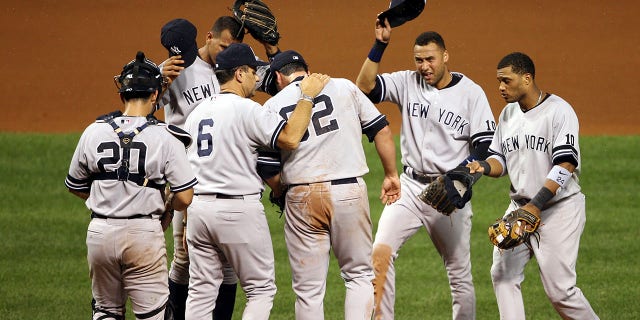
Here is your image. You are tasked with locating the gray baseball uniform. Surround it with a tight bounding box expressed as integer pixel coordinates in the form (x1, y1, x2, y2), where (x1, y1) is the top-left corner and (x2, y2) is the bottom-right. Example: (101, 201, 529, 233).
(487, 94, 599, 319)
(158, 55, 270, 288)
(65, 113, 197, 319)
(182, 93, 286, 320)
(263, 77, 389, 320)
(370, 71, 495, 319)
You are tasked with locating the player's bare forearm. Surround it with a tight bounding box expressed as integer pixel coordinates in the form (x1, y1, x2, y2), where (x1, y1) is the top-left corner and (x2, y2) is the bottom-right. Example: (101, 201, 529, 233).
(467, 158, 504, 178)
(264, 173, 284, 197)
(374, 125, 401, 203)
(69, 189, 89, 200)
(172, 188, 194, 211)
(356, 59, 379, 94)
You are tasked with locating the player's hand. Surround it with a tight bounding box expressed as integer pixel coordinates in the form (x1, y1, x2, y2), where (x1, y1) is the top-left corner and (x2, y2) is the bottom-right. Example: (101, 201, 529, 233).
(380, 174, 401, 205)
(374, 16, 391, 43)
(161, 56, 185, 86)
(300, 73, 331, 98)
(466, 161, 484, 174)
(520, 202, 541, 231)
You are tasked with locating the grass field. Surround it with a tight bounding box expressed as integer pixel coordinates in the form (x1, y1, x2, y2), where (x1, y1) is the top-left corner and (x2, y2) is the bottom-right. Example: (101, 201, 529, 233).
(0, 133, 638, 319)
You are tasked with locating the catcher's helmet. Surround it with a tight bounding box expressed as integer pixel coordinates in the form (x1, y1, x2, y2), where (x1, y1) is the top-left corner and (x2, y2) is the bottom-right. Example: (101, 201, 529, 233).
(115, 51, 163, 94)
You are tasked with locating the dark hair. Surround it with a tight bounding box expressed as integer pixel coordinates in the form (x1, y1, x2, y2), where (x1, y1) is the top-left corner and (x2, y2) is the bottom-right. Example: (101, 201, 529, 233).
(214, 65, 254, 84)
(497, 52, 536, 78)
(277, 62, 308, 76)
(121, 91, 154, 101)
(415, 31, 446, 49)
(211, 16, 244, 42)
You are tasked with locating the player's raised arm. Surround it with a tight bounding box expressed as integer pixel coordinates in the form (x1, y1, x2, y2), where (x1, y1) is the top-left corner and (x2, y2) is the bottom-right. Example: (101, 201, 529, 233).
(356, 17, 391, 94)
(276, 73, 330, 150)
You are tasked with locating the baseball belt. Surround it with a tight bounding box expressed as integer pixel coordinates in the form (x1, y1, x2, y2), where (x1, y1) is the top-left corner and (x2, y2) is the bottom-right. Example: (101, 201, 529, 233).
(289, 177, 358, 188)
(404, 166, 438, 184)
(91, 212, 153, 219)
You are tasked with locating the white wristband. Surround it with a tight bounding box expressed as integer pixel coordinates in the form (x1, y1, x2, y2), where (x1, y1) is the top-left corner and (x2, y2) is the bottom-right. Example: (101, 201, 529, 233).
(299, 93, 314, 104)
(546, 165, 571, 187)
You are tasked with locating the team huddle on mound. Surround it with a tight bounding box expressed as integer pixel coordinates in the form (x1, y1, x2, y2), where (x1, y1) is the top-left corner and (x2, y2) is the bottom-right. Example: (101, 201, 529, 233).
(65, 0, 599, 319)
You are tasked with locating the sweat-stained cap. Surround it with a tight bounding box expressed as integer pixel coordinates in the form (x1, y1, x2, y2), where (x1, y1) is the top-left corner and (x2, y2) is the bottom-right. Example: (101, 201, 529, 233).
(161, 18, 198, 68)
(378, 0, 427, 28)
(215, 43, 268, 70)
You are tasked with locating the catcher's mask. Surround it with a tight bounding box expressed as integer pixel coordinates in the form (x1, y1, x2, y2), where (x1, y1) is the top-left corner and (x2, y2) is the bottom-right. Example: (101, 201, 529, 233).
(378, 0, 427, 28)
(114, 51, 164, 94)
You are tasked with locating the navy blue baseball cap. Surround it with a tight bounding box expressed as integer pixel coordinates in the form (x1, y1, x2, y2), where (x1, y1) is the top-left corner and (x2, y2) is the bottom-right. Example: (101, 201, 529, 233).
(378, 0, 427, 28)
(270, 50, 308, 72)
(215, 43, 268, 70)
(161, 18, 198, 68)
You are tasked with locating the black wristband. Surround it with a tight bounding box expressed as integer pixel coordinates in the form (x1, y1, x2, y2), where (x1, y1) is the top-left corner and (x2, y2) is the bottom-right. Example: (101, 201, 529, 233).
(478, 160, 491, 175)
(367, 39, 388, 63)
(530, 187, 554, 210)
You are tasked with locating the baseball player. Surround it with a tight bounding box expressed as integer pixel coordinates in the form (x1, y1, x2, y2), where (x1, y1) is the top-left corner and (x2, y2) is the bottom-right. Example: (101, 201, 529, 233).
(356, 19, 496, 319)
(262, 50, 401, 320)
(467, 52, 599, 319)
(182, 43, 329, 320)
(157, 17, 280, 320)
(65, 51, 197, 319)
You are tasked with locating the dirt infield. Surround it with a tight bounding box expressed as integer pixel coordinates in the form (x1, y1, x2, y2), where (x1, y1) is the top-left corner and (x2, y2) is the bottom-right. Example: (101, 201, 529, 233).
(1, 1, 638, 135)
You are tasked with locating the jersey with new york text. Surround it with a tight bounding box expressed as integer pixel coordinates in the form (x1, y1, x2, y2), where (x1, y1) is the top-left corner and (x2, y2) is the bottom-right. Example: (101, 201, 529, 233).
(159, 56, 219, 128)
(65, 116, 197, 218)
(375, 71, 495, 174)
(158, 56, 270, 128)
(184, 93, 286, 195)
(487, 94, 581, 204)
(263, 78, 388, 185)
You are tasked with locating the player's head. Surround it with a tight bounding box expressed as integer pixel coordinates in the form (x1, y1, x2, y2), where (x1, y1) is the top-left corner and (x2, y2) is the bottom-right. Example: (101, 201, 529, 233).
(496, 52, 536, 103)
(114, 51, 164, 102)
(214, 43, 268, 97)
(413, 31, 449, 88)
(204, 16, 244, 65)
(269, 50, 309, 91)
(161, 18, 198, 68)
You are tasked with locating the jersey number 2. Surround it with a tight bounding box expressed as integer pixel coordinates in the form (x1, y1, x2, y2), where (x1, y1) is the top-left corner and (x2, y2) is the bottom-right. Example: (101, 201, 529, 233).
(278, 94, 339, 142)
(96, 142, 147, 175)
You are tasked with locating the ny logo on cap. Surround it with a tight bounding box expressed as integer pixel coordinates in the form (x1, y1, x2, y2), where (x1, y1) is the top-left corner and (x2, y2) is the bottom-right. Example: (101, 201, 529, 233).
(170, 46, 182, 55)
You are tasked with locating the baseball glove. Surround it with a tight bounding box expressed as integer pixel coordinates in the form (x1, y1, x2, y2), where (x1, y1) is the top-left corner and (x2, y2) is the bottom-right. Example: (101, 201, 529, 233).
(488, 208, 540, 250)
(417, 166, 481, 215)
(269, 186, 287, 217)
(232, 0, 280, 45)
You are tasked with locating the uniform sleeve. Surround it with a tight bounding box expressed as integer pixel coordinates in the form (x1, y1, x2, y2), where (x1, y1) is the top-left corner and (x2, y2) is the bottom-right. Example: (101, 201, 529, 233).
(65, 128, 93, 193)
(247, 102, 287, 150)
(467, 84, 496, 148)
(378, 71, 411, 106)
(164, 135, 198, 192)
(257, 149, 282, 180)
(487, 108, 507, 168)
(551, 104, 580, 167)
(349, 80, 389, 142)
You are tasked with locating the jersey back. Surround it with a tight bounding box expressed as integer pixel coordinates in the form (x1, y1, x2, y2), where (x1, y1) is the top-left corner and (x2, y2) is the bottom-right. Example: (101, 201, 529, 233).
(263, 78, 388, 185)
(184, 94, 286, 195)
(65, 116, 197, 217)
